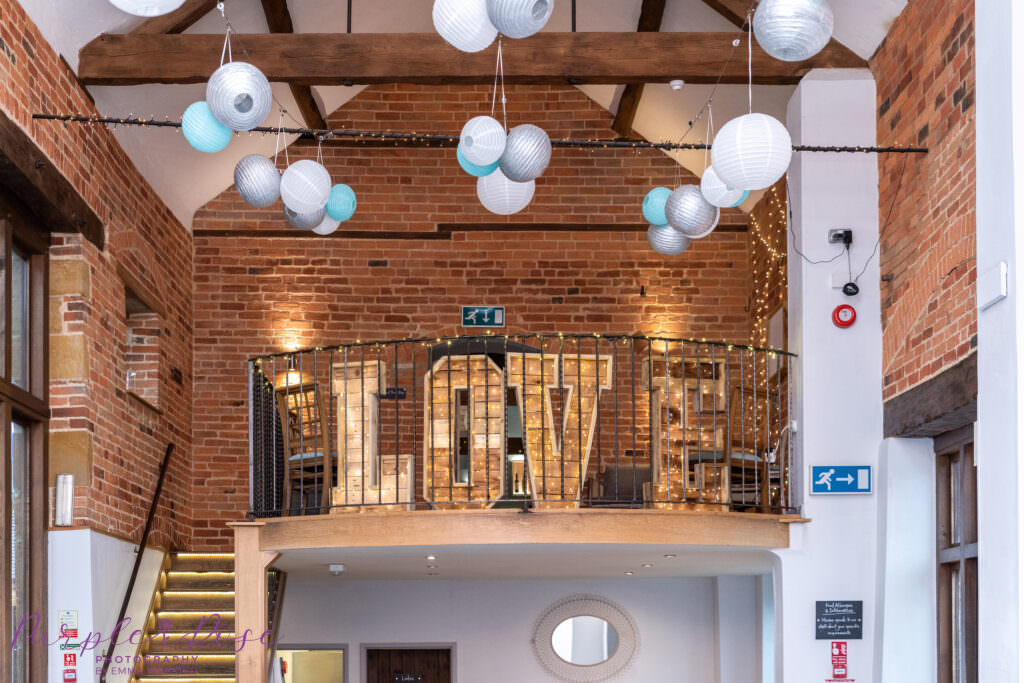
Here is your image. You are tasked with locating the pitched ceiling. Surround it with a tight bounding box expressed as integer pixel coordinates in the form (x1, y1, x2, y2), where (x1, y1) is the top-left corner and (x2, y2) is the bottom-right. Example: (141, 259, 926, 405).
(19, 0, 906, 228)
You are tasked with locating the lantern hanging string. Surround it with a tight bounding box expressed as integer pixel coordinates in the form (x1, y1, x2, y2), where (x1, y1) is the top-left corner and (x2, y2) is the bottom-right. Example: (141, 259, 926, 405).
(30, 114, 929, 154)
(490, 39, 508, 132)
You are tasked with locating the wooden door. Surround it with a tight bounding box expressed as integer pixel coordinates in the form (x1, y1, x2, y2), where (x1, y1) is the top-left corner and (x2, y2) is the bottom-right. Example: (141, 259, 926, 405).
(365, 649, 451, 683)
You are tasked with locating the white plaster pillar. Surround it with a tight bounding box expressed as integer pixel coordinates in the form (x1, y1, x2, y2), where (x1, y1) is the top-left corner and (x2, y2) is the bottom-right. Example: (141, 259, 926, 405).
(975, 1, 1024, 679)
(775, 68, 882, 682)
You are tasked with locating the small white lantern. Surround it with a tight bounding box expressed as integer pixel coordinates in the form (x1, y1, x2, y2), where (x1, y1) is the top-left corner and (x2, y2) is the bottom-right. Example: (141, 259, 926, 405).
(665, 185, 719, 238)
(284, 205, 326, 230)
(753, 0, 835, 62)
(280, 160, 332, 214)
(477, 167, 535, 215)
(710, 113, 792, 191)
(460, 116, 507, 166)
(206, 62, 273, 132)
(433, 0, 498, 53)
(700, 166, 747, 208)
(234, 154, 280, 208)
(648, 224, 692, 256)
(312, 215, 341, 236)
(499, 124, 551, 182)
(109, 0, 185, 16)
(486, 0, 555, 39)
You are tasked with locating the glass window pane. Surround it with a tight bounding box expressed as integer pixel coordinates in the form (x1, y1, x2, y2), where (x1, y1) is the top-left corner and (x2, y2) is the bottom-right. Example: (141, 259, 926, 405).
(11, 250, 29, 390)
(963, 445, 978, 546)
(10, 420, 29, 682)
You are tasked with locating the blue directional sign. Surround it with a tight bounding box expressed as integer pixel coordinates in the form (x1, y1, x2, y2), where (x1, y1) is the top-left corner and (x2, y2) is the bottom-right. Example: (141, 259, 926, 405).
(810, 465, 872, 495)
(461, 306, 505, 328)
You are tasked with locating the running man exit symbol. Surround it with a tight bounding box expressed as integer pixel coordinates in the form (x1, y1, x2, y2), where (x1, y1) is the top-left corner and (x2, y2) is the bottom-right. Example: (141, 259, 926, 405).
(810, 466, 871, 495)
(461, 306, 505, 327)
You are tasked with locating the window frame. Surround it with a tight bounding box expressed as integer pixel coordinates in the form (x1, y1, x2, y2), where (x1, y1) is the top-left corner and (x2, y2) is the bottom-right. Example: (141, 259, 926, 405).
(0, 190, 50, 683)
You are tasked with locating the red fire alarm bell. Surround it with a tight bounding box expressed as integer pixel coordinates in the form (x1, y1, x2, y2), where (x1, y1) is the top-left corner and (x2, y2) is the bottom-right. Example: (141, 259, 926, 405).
(832, 304, 856, 329)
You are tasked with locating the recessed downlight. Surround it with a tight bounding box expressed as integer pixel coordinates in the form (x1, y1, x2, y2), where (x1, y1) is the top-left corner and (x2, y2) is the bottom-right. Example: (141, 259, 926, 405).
(642, 563, 654, 568)
(426, 555, 437, 561)
(664, 554, 677, 559)
(624, 571, 634, 576)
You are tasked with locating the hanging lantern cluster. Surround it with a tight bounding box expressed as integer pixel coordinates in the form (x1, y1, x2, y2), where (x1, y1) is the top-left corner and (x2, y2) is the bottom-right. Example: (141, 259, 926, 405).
(433, 0, 554, 53)
(458, 115, 551, 215)
(753, 0, 835, 63)
(641, 183, 719, 255)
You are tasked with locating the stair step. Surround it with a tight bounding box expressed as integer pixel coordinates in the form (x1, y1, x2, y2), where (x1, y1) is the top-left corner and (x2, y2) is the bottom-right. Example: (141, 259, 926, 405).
(171, 553, 235, 572)
(133, 654, 236, 676)
(160, 591, 235, 611)
(145, 632, 237, 654)
(135, 678, 234, 682)
(165, 572, 235, 591)
(155, 611, 235, 630)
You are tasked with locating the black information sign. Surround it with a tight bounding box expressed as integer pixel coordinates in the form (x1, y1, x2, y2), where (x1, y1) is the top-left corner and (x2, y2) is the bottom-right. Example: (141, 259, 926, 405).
(815, 600, 863, 639)
(384, 387, 407, 400)
(392, 676, 423, 683)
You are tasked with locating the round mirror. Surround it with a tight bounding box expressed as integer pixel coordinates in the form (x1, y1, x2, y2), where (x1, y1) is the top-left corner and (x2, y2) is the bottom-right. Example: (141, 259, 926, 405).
(551, 616, 619, 666)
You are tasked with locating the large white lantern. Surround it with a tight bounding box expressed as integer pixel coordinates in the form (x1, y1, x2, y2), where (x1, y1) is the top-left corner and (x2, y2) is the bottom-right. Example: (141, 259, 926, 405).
(284, 205, 326, 230)
(460, 116, 507, 166)
(433, 0, 498, 53)
(648, 224, 692, 256)
(753, 0, 835, 62)
(700, 166, 748, 209)
(280, 160, 332, 214)
(710, 113, 792, 191)
(109, 0, 185, 16)
(499, 124, 551, 182)
(665, 185, 719, 238)
(206, 62, 273, 132)
(234, 154, 280, 208)
(486, 0, 555, 39)
(477, 168, 535, 215)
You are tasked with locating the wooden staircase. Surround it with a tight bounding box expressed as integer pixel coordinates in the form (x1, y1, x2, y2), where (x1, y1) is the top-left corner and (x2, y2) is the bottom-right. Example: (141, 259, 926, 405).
(132, 552, 237, 683)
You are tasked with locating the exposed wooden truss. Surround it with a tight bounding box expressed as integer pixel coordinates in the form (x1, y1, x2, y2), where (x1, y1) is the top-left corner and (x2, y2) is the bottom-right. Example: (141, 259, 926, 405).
(611, 0, 667, 138)
(258, 0, 327, 129)
(79, 31, 867, 87)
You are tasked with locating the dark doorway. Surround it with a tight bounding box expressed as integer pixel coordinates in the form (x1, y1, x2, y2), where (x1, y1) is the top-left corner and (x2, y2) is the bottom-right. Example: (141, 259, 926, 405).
(366, 648, 452, 683)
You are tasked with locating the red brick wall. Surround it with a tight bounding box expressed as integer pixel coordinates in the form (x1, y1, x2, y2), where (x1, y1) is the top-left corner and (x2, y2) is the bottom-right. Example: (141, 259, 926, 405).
(748, 180, 787, 348)
(1, 0, 193, 548)
(191, 84, 751, 546)
(871, 0, 976, 401)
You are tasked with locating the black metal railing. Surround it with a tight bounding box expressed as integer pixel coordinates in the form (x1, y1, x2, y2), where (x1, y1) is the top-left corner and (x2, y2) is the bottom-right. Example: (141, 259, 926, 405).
(248, 335, 796, 516)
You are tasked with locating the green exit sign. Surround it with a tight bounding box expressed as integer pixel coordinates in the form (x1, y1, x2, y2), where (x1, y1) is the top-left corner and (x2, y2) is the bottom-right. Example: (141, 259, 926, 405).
(461, 306, 505, 327)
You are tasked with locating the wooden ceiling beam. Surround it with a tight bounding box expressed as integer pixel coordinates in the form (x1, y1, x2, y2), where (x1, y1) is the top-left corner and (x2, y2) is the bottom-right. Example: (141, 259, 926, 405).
(130, 0, 218, 34)
(79, 32, 867, 86)
(611, 0, 667, 138)
(258, 0, 327, 129)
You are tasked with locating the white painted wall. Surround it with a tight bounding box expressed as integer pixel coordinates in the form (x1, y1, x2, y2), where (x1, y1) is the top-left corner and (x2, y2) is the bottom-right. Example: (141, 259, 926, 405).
(777, 69, 883, 682)
(714, 576, 760, 683)
(47, 529, 165, 682)
(278, 576, 762, 682)
(975, 1, 1024, 680)
(872, 437, 936, 683)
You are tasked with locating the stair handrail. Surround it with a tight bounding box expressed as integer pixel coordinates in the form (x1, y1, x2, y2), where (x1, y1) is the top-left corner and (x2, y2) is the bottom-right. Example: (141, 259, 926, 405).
(99, 442, 176, 683)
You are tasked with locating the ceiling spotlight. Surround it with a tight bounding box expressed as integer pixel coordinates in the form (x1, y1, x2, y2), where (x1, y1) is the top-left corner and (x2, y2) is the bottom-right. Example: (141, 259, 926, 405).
(328, 563, 345, 576)
(427, 565, 437, 569)
(624, 571, 635, 576)
(642, 563, 654, 568)
(426, 555, 437, 562)
(669, 79, 685, 91)
(664, 554, 677, 559)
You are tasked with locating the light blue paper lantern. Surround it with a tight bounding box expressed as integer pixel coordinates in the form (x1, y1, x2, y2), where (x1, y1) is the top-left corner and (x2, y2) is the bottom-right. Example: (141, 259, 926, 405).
(326, 184, 357, 222)
(182, 101, 231, 153)
(729, 190, 751, 208)
(642, 187, 672, 226)
(457, 145, 499, 177)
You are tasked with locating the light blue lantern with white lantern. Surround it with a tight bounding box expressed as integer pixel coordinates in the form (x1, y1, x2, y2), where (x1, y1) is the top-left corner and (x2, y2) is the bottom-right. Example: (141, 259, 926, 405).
(642, 187, 672, 226)
(182, 101, 231, 153)
(457, 145, 499, 177)
(326, 184, 358, 222)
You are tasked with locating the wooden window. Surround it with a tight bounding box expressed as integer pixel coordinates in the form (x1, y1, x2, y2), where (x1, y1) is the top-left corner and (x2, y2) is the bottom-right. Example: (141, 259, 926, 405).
(0, 190, 49, 683)
(119, 265, 164, 410)
(936, 426, 977, 683)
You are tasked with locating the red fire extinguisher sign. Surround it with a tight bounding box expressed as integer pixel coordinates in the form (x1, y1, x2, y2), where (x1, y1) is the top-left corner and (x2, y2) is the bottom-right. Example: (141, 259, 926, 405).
(831, 641, 848, 679)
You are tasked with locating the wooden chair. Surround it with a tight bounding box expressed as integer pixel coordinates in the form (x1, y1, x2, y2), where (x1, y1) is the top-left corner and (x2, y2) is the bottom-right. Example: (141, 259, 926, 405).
(276, 381, 334, 513)
(724, 383, 785, 510)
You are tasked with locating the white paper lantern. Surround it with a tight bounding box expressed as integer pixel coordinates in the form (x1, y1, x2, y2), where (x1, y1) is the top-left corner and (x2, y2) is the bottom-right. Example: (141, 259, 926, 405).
(648, 224, 692, 256)
(486, 0, 555, 39)
(433, 0, 498, 53)
(280, 160, 332, 214)
(753, 0, 834, 62)
(206, 62, 273, 132)
(234, 155, 280, 208)
(710, 113, 793, 191)
(665, 185, 720, 238)
(109, 0, 185, 16)
(312, 215, 341, 236)
(499, 124, 551, 182)
(700, 166, 747, 209)
(460, 116, 507, 166)
(284, 205, 326, 230)
(477, 168, 535, 215)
